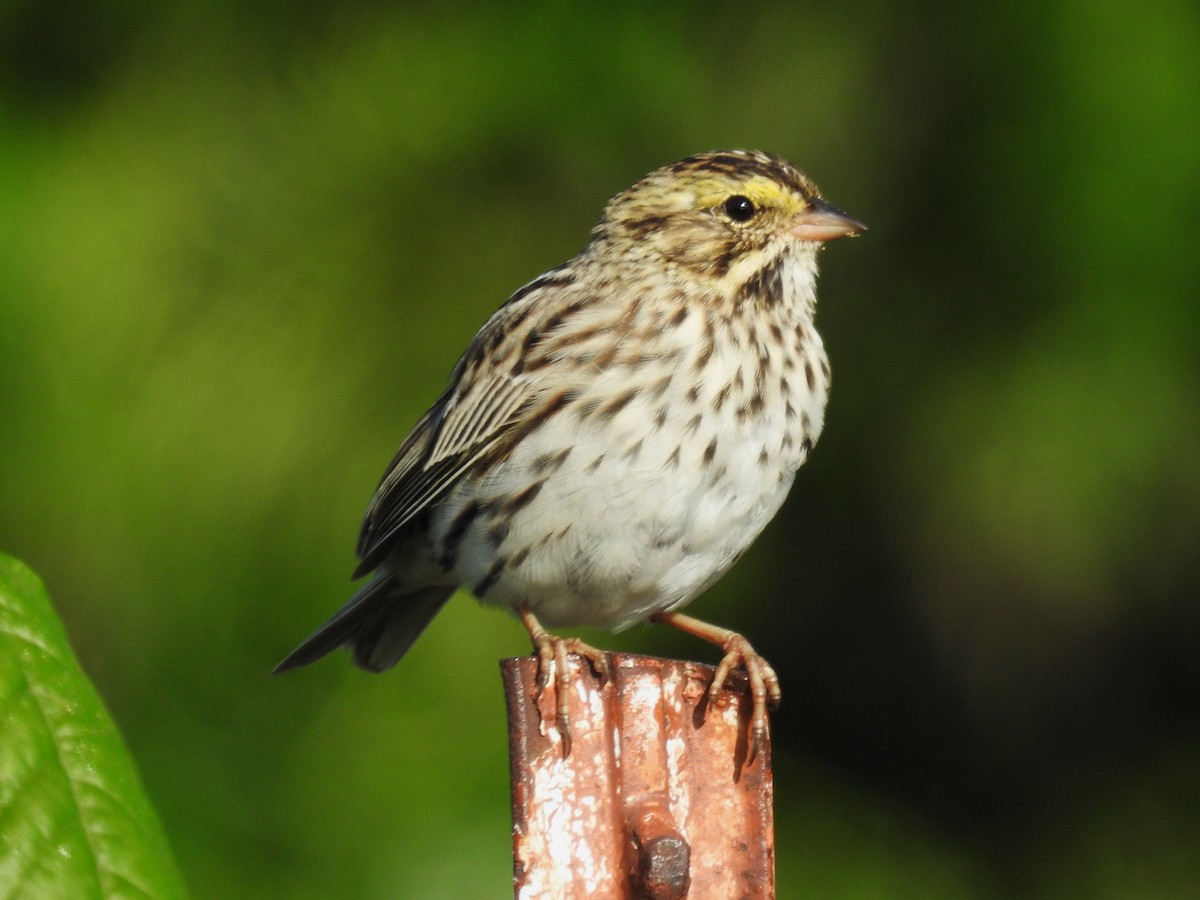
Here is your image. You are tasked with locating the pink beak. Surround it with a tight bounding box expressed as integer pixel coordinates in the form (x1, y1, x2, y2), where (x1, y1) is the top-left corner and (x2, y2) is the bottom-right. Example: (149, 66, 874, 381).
(791, 197, 867, 242)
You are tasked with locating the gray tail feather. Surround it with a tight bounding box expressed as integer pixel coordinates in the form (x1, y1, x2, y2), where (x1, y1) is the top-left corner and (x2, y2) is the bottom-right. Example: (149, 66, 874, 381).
(273, 578, 454, 675)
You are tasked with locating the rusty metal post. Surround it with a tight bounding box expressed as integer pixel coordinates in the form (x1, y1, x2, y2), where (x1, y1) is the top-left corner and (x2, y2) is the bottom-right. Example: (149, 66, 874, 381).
(503, 652, 775, 899)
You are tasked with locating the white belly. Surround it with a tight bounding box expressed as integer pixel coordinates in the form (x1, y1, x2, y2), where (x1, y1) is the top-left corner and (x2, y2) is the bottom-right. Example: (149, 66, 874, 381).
(431, 323, 828, 630)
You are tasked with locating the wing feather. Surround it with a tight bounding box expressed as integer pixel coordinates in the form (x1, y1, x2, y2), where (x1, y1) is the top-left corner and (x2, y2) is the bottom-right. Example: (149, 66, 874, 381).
(353, 271, 587, 577)
(353, 376, 529, 576)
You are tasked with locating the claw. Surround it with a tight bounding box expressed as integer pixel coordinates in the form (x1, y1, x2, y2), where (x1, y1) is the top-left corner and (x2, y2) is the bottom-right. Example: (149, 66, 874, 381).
(519, 607, 610, 757)
(708, 634, 780, 761)
(653, 610, 780, 762)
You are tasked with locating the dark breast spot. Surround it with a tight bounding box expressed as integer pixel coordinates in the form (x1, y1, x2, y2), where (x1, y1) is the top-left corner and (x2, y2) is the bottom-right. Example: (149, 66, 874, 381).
(531, 448, 572, 475)
(597, 388, 638, 419)
(693, 335, 715, 372)
(440, 500, 482, 567)
(487, 520, 510, 548)
(474, 558, 507, 597)
(538, 390, 576, 420)
(502, 480, 545, 515)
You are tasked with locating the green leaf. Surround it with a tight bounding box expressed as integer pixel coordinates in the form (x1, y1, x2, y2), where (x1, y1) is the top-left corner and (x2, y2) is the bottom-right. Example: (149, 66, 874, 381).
(0, 553, 187, 899)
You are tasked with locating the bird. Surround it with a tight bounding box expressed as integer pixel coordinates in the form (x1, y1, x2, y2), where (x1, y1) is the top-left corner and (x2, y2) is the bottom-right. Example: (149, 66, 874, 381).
(275, 150, 865, 758)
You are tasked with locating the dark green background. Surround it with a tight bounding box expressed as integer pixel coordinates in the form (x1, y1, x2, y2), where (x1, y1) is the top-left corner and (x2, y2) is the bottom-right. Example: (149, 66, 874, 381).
(2, 2, 1198, 896)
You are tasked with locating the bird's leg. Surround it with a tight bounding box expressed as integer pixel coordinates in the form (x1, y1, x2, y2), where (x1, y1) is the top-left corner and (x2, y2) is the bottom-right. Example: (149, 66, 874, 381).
(651, 610, 781, 761)
(517, 606, 611, 756)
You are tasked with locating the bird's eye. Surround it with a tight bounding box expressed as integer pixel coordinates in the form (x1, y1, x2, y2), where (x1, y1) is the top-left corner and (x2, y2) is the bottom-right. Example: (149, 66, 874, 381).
(723, 195, 757, 222)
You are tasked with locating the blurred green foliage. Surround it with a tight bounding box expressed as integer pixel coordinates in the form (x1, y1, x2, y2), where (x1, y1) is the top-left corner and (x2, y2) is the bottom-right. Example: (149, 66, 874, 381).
(1, 1, 1198, 897)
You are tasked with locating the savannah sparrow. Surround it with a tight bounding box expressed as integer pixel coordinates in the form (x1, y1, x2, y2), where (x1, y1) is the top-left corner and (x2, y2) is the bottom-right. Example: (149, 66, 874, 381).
(276, 150, 864, 756)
